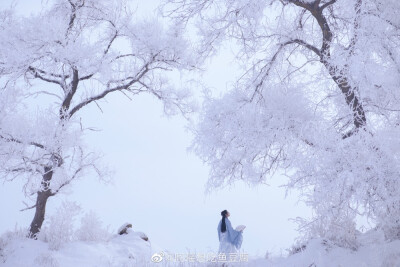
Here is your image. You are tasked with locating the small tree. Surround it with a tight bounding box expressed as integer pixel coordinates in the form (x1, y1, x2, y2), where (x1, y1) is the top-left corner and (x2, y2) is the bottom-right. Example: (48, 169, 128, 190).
(0, 0, 194, 237)
(164, 0, 400, 245)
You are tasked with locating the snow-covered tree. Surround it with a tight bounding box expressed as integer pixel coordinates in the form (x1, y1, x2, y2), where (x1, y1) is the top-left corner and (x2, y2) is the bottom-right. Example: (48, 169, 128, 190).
(0, 0, 194, 237)
(164, 0, 400, 246)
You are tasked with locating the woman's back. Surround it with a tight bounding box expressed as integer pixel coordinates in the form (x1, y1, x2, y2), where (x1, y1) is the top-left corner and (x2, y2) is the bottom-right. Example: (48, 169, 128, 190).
(217, 211, 243, 254)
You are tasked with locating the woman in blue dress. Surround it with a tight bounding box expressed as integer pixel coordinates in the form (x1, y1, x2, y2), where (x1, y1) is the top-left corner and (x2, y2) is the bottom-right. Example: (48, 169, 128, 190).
(217, 210, 243, 255)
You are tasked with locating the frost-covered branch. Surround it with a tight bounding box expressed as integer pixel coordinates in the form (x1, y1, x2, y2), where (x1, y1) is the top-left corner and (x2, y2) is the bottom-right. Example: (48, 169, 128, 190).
(28, 67, 64, 87)
(68, 61, 152, 118)
(0, 133, 46, 150)
(320, 0, 337, 10)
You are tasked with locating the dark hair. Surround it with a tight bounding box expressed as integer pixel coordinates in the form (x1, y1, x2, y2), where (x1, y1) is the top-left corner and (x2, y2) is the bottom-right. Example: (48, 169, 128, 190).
(221, 210, 228, 233)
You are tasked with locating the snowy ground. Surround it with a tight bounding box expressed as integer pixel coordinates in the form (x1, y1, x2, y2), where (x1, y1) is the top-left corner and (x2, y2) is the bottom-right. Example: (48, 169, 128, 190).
(1, 228, 400, 267)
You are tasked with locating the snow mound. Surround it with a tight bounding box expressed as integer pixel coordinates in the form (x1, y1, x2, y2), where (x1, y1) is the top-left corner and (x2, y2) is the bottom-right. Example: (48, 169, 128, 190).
(249, 230, 400, 267)
(0, 230, 162, 267)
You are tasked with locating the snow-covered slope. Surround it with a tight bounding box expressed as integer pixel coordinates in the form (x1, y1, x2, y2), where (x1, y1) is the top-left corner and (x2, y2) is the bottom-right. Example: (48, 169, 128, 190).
(2, 229, 400, 266)
(0, 230, 164, 267)
(252, 238, 400, 267)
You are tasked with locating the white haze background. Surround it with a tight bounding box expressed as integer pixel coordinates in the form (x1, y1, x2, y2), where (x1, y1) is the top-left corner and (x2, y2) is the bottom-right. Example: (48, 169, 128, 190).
(0, 0, 312, 257)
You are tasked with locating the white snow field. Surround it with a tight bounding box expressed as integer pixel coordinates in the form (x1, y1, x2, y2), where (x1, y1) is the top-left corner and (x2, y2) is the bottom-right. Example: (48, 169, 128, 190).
(2, 228, 400, 267)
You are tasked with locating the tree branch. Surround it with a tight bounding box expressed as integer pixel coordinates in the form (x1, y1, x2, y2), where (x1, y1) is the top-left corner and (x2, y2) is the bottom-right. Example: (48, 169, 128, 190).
(20, 204, 36, 212)
(346, 0, 362, 54)
(104, 31, 118, 55)
(0, 133, 46, 150)
(79, 73, 94, 81)
(28, 66, 69, 79)
(287, 0, 333, 56)
(68, 60, 153, 118)
(60, 68, 79, 118)
(249, 38, 320, 101)
(79, 30, 120, 82)
(284, 38, 321, 57)
(28, 67, 63, 86)
(320, 0, 337, 10)
(66, 0, 85, 37)
(286, 0, 312, 10)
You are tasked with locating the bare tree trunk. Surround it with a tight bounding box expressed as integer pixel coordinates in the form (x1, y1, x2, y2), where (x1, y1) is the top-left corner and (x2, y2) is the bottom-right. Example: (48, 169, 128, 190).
(29, 166, 53, 238)
(326, 64, 367, 135)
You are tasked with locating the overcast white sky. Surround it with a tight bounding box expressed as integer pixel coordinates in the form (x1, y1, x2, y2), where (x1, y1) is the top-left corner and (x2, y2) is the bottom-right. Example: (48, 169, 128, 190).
(0, 0, 311, 257)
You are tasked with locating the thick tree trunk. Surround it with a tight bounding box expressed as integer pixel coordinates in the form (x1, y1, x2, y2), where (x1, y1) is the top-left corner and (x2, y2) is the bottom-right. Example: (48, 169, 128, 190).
(290, 1, 367, 137)
(311, 4, 366, 136)
(326, 65, 367, 134)
(29, 166, 54, 238)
